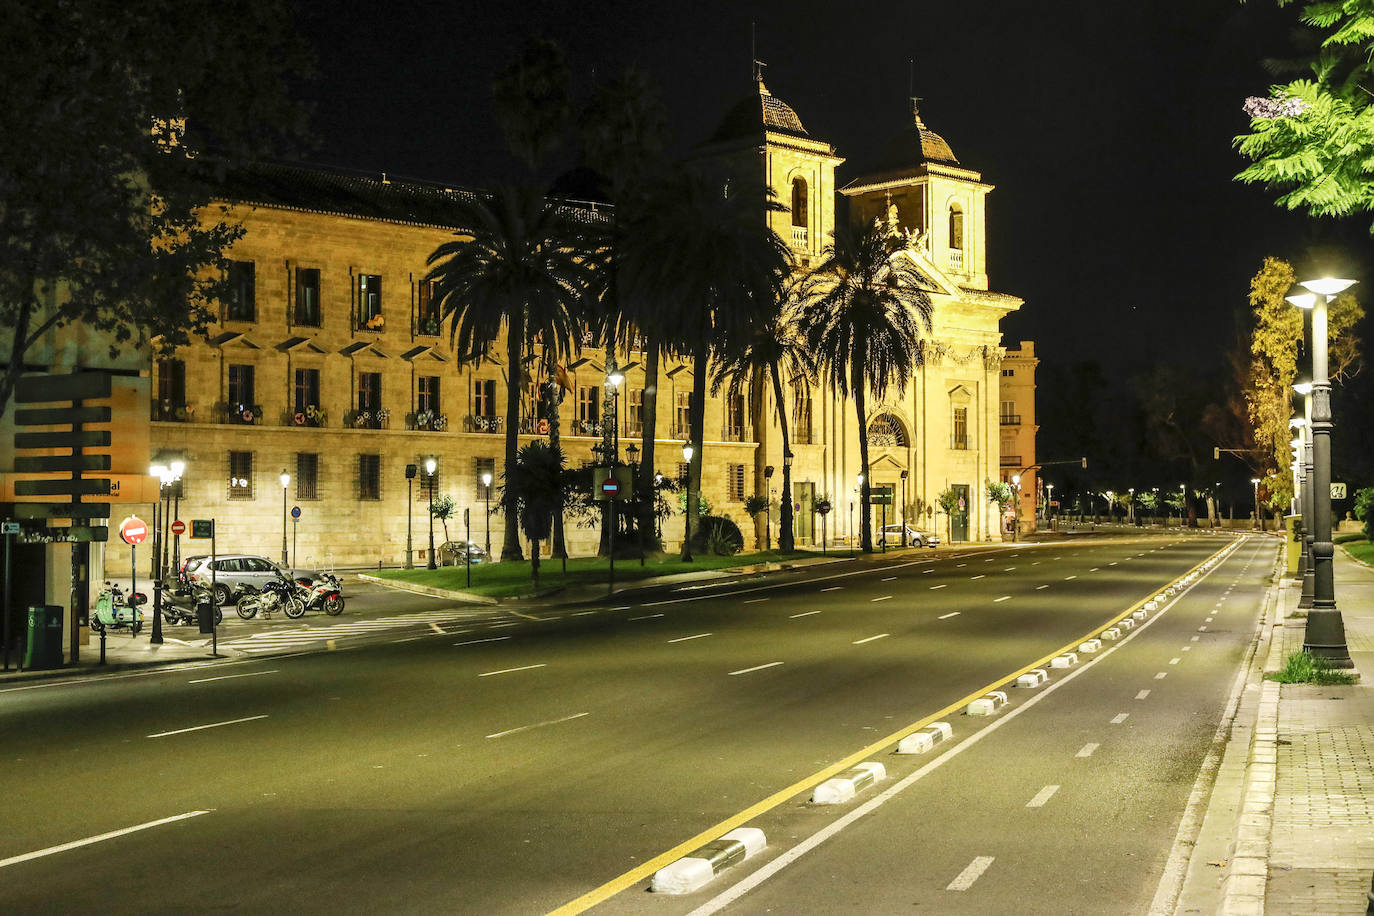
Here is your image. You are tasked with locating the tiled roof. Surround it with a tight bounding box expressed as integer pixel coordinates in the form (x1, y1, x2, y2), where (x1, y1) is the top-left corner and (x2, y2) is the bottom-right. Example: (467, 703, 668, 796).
(842, 102, 961, 190)
(708, 79, 810, 145)
(195, 159, 606, 229)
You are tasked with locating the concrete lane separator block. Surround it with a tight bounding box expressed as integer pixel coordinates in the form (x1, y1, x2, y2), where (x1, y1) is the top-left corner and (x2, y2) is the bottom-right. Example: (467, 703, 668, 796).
(1133, 609, 1148, 621)
(1017, 669, 1048, 688)
(1120, 618, 1136, 631)
(650, 827, 767, 894)
(1145, 601, 1159, 611)
(897, 722, 953, 754)
(967, 690, 1008, 716)
(812, 762, 887, 804)
(1050, 652, 1079, 669)
(1102, 627, 1122, 640)
(1078, 639, 1102, 654)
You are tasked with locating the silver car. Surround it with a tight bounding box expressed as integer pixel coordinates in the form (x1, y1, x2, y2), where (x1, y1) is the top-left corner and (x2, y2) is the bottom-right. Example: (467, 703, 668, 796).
(187, 554, 325, 605)
(881, 524, 940, 547)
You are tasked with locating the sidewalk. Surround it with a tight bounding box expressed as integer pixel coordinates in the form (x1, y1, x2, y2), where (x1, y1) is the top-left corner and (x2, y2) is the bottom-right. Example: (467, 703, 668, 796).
(0, 629, 239, 686)
(1180, 545, 1374, 915)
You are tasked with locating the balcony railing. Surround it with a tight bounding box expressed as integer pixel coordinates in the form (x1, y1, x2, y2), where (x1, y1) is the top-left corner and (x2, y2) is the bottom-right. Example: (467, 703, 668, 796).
(466, 414, 502, 434)
(791, 226, 808, 249)
(152, 400, 191, 422)
(345, 409, 390, 430)
(722, 425, 751, 442)
(571, 418, 603, 437)
(1001, 455, 1021, 466)
(285, 407, 328, 428)
(950, 436, 971, 450)
(949, 249, 965, 270)
(414, 315, 442, 337)
(793, 426, 813, 445)
(671, 422, 690, 439)
(1000, 414, 1021, 425)
(407, 411, 448, 432)
(217, 402, 264, 425)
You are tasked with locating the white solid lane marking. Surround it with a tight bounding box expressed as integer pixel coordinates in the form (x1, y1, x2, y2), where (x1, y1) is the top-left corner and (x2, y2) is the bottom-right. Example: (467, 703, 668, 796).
(821, 586, 843, 592)
(789, 610, 821, 619)
(0, 811, 211, 869)
(1076, 743, 1099, 758)
(742, 598, 769, 604)
(478, 664, 546, 677)
(971, 574, 985, 580)
(1064, 575, 1077, 580)
(486, 712, 588, 739)
(1155, 672, 1168, 680)
(1169, 657, 1181, 665)
(187, 670, 278, 684)
(1036, 585, 1049, 590)
(1137, 690, 1151, 700)
(729, 662, 784, 676)
(872, 595, 893, 602)
(429, 623, 445, 634)
(1026, 785, 1060, 808)
(668, 633, 713, 643)
(853, 634, 889, 645)
(922, 569, 934, 574)
(148, 715, 268, 738)
(629, 613, 665, 621)
(455, 636, 511, 647)
(938, 612, 960, 620)
(882, 576, 897, 582)
(929, 584, 947, 590)
(994, 596, 1011, 603)
(947, 856, 995, 891)
(1111, 713, 1129, 724)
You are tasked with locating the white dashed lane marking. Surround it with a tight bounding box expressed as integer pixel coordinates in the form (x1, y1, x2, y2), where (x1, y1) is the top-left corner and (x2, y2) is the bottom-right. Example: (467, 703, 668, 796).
(455, 637, 510, 647)
(1155, 672, 1168, 680)
(872, 595, 893, 602)
(1076, 743, 1099, 757)
(1136, 690, 1151, 699)
(994, 596, 1011, 603)
(729, 662, 784, 676)
(938, 611, 960, 620)
(668, 633, 712, 643)
(1111, 713, 1129, 724)
(1026, 785, 1060, 808)
(478, 664, 545, 678)
(930, 584, 947, 590)
(853, 634, 889, 645)
(947, 857, 995, 892)
(790, 610, 821, 619)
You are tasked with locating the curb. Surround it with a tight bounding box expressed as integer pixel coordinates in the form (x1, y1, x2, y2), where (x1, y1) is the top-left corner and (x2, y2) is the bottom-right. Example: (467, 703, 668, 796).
(356, 574, 499, 605)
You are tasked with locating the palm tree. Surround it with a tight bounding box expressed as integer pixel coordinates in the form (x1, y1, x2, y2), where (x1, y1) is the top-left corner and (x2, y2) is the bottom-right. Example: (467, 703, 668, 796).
(711, 272, 818, 551)
(626, 164, 790, 559)
(425, 186, 590, 562)
(505, 441, 565, 588)
(804, 221, 933, 552)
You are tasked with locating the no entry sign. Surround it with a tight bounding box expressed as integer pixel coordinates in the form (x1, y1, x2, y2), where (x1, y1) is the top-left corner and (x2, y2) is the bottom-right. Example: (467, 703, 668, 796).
(601, 478, 620, 498)
(119, 516, 148, 546)
(170, 519, 186, 536)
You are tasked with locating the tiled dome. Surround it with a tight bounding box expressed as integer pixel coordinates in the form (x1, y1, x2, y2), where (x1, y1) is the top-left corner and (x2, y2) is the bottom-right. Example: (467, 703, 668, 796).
(708, 79, 809, 144)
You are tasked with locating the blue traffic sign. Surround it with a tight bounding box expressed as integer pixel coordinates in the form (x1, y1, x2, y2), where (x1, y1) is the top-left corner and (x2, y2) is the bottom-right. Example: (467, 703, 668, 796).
(290, 506, 302, 519)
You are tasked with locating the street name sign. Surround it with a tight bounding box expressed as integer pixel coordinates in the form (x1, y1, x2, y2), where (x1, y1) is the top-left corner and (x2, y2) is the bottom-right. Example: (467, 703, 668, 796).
(15, 372, 112, 403)
(1, 522, 19, 535)
(14, 503, 111, 519)
(191, 519, 214, 539)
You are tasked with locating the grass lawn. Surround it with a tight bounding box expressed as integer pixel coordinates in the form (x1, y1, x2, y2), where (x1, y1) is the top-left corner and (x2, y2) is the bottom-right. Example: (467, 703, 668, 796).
(1343, 537, 1374, 566)
(375, 549, 817, 598)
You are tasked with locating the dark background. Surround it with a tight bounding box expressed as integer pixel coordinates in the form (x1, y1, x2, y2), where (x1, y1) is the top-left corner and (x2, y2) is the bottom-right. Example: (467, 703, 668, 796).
(289, 0, 1373, 502)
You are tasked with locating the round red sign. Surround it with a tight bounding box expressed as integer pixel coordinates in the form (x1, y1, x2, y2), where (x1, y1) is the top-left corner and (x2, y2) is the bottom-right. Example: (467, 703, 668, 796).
(601, 478, 620, 495)
(170, 520, 186, 535)
(119, 516, 148, 546)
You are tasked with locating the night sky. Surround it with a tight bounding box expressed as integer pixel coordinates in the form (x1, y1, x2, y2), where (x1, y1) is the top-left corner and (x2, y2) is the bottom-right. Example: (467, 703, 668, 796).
(293, 0, 1368, 376)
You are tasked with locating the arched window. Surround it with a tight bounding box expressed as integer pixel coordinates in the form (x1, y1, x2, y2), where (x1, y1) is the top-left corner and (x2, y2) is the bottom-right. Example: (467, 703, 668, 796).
(791, 177, 809, 228)
(948, 204, 964, 251)
(866, 413, 907, 448)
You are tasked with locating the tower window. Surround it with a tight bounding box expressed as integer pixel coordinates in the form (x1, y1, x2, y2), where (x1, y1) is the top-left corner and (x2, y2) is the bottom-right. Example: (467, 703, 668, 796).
(791, 177, 808, 228)
(948, 205, 964, 251)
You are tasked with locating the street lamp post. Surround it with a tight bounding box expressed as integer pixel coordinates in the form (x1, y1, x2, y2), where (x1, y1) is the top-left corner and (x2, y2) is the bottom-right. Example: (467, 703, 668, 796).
(1127, 487, 1135, 526)
(681, 445, 694, 561)
(425, 458, 437, 570)
(148, 459, 183, 646)
(481, 471, 493, 558)
(1179, 483, 1187, 527)
(279, 470, 290, 566)
(1250, 477, 1261, 530)
(1046, 483, 1054, 529)
(1295, 383, 1315, 606)
(1287, 277, 1357, 667)
(405, 464, 417, 569)
(1011, 475, 1021, 542)
(900, 469, 908, 535)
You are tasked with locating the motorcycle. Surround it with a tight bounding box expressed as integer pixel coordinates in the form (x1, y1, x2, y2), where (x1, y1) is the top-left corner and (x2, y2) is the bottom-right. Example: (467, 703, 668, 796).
(160, 586, 224, 626)
(91, 582, 146, 636)
(295, 573, 344, 616)
(235, 574, 305, 620)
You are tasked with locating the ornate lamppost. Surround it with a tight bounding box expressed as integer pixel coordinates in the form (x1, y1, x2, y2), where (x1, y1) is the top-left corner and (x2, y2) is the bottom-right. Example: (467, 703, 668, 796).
(425, 458, 437, 570)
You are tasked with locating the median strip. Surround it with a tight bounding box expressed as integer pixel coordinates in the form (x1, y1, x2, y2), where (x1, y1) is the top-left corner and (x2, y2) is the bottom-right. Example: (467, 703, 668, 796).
(812, 762, 886, 805)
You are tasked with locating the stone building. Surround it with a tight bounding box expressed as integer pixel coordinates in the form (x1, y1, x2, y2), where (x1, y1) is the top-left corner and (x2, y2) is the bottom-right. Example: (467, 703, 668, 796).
(998, 341, 1039, 534)
(93, 77, 1030, 571)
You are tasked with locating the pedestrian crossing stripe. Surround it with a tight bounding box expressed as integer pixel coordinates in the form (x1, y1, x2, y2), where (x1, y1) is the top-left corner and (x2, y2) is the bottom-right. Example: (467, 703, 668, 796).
(216, 611, 515, 654)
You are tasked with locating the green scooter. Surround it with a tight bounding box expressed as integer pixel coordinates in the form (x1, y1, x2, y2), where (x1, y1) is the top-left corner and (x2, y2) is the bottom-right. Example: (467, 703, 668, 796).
(91, 582, 146, 636)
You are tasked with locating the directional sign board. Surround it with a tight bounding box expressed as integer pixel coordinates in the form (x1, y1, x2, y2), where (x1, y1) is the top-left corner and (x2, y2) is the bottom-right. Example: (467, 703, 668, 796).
(191, 519, 214, 539)
(1, 522, 19, 535)
(1332, 482, 1348, 499)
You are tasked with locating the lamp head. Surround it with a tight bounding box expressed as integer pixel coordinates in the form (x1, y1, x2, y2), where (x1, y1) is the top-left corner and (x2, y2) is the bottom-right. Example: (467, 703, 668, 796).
(424, 458, 436, 475)
(149, 463, 168, 479)
(1293, 382, 1314, 396)
(1251, 477, 1261, 485)
(481, 471, 492, 486)
(1285, 289, 1318, 309)
(280, 470, 290, 488)
(170, 460, 185, 477)
(682, 445, 693, 462)
(1300, 277, 1357, 296)
(857, 473, 865, 485)
(607, 371, 624, 389)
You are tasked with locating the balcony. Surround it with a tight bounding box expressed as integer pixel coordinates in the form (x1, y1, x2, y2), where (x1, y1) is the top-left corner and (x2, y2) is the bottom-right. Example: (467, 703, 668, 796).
(571, 418, 604, 437)
(950, 436, 971, 450)
(1001, 455, 1021, 466)
(345, 408, 390, 430)
(791, 226, 808, 249)
(286, 406, 329, 428)
(466, 414, 502, 434)
(407, 410, 448, 432)
(722, 425, 752, 443)
(151, 400, 191, 422)
(217, 402, 264, 425)
(415, 315, 442, 337)
(1000, 414, 1021, 425)
(948, 249, 965, 271)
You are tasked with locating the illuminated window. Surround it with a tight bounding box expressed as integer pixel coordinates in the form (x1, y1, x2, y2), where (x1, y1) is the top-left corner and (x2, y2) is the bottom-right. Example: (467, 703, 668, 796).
(791, 177, 808, 228)
(948, 205, 964, 251)
(358, 274, 382, 323)
(228, 451, 253, 500)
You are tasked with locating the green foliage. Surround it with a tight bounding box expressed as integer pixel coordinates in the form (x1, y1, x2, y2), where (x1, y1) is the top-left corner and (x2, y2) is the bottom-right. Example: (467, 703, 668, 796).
(505, 441, 566, 585)
(1235, 3, 1374, 231)
(1268, 650, 1359, 685)
(1246, 258, 1301, 503)
(744, 495, 771, 518)
(1355, 486, 1374, 538)
(0, 0, 311, 419)
(678, 489, 712, 517)
(986, 480, 1014, 510)
(430, 495, 456, 544)
(937, 488, 962, 515)
(690, 516, 744, 556)
(1137, 491, 1160, 510)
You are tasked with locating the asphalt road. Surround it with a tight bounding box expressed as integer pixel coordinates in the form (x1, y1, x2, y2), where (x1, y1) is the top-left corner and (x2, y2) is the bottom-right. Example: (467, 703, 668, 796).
(0, 531, 1266, 915)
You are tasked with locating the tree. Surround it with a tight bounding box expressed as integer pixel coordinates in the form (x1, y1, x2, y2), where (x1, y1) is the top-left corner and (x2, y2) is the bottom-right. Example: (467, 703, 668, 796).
(1355, 485, 1374, 539)
(492, 39, 573, 175)
(426, 187, 591, 562)
(1235, 1, 1374, 230)
(0, 0, 311, 420)
(936, 488, 962, 543)
(626, 164, 790, 560)
(711, 273, 818, 552)
(804, 222, 933, 552)
(430, 495, 456, 547)
(505, 441, 566, 588)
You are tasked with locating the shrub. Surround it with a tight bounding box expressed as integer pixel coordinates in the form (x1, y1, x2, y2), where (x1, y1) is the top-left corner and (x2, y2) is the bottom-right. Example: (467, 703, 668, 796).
(691, 515, 743, 555)
(1268, 651, 1358, 685)
(1334, 532, 1367, 545)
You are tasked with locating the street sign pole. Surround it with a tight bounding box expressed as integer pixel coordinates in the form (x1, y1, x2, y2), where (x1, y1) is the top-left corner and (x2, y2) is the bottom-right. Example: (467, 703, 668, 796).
(465, 507, 471, 589)
(2, 524, 13, 671)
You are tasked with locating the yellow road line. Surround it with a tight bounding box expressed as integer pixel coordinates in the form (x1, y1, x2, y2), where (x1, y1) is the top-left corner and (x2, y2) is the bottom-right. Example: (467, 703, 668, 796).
(545, 537, 1239, 915)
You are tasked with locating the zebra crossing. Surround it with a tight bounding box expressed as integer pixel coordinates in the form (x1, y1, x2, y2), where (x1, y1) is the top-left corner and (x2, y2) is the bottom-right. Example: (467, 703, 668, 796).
(215, 609, 511, 656)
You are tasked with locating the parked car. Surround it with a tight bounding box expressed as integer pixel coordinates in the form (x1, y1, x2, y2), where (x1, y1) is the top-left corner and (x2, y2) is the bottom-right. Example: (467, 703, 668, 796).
(881, 524, 940, 548)
(440, 540, 488, 566)
(186, 554, 329, 605)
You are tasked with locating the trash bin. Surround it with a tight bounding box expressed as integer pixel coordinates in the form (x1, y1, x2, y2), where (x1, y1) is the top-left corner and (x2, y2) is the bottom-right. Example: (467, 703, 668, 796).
(24, 605, 64, 670)
(196, 599, 216, 635)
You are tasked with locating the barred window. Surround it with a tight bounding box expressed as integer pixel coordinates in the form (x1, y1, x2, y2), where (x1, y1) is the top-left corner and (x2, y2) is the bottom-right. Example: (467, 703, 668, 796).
(296, 452, 319, 500)
(229, 451, 253, 500)
(728, 464, 746, 502)
(359, 454, 381, 500)
(418, 458, 441, 500)
(677, 461, 690, 484)
(475, 457, 496, 500)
